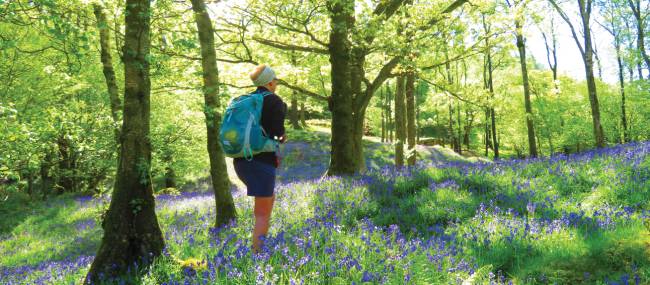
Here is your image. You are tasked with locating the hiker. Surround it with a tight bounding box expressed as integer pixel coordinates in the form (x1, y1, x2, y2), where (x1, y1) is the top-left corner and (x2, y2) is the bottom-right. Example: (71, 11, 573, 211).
(232, 64, 287, 252)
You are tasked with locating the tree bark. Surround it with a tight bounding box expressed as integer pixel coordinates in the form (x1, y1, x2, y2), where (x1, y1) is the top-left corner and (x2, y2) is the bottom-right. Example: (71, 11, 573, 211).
(85, 0, 164, 282)
(405, 72, 416, 166)
(190, 0, 237, 226)
(514, 18, 538, 157)
(93, 4, 122, 144)
(326, 0, 356, 175)
(395, 76, 406, 168)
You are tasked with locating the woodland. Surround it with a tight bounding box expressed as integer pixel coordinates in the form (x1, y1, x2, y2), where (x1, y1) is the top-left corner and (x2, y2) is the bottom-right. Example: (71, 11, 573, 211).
(1, 0, 650, 284)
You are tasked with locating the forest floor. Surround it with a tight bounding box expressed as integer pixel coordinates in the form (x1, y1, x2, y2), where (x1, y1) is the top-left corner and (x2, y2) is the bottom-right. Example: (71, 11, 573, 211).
(1, 130, 649, 284)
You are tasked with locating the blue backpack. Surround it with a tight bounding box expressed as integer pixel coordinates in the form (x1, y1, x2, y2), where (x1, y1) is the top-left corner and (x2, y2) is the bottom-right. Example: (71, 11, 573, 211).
(219, 90, 279, 160)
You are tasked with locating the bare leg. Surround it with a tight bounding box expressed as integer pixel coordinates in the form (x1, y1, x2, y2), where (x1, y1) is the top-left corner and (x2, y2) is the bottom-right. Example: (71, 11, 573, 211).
(252, 195, 274, 252)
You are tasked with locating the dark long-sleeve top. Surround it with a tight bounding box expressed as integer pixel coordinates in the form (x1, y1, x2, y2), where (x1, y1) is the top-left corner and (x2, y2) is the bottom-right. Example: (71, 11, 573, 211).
(234, 86, 286, 167)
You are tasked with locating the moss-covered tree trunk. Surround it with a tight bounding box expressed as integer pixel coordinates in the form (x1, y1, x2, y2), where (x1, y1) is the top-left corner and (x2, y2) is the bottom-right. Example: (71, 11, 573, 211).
(394, 76, 406, 168)
(405, 73, 416, 166)
(85, 0, 164, 282)
(190, 0, 237, 226)
(326, 0, 356, 176)
(514, 18, 538, 158)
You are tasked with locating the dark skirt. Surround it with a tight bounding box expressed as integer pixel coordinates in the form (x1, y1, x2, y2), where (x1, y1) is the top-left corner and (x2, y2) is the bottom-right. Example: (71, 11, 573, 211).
(233, 159, 276, 197)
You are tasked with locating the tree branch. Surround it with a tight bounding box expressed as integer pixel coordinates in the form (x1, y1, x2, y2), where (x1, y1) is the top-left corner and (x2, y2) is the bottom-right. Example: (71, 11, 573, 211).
(419, 0, 469, 30)
(276, 79, 328, 101)
(419, 77, 483, 107)
(252, 36, 329, 54)
(357, 56, 402, 110)
(548, 0, 585, 56)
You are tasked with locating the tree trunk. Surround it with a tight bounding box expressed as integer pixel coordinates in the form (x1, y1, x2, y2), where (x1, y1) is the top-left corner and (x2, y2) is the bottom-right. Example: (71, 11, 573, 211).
(289, 54, 302, 130)
(56, 133, 74, 194)
(40, 152, 53, 200)
(394, 76, 406, 168)
(615, 38, 629, 143)
(405, 72, 416, 166)
(352, 110, 367, 172)
(456, 101, 462, 154)
(550, 0, 605, 148)
(580, 2, 606, 148)
(326, 0, 356, 175)
(484, 109, 490, 157)
(463, 110, 474, 149)
(381, 86, 386, 143)
(491, 108, 498, 159)
(163, 153, 176, 189)
(515, 19, 538, 157)
(628, 0, 650, 76)
(416, 87, 421, 144)
(388, 83, 393, 143)
(289, 91, 301, 129)
(190, 0, 237, 226)
(85, 0, 164, 282)
(93, 4, 122, 143)
(299, 102, 307, 127)
(486, 34, 499, 159)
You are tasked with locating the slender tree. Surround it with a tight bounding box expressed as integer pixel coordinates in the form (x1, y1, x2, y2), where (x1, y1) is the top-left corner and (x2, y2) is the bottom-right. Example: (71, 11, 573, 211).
(289, 54, 302, 129)
(507, 0, 537, 157)
(406, 72, 417, 166)
(598, 0, 629, 142)
(381, 86, 386, 142)
(481, 14, 499, 158)
(190, 0, 237, 226)
(85, 0, 164, 282)
(93, 4, 121, 143)
(627, 0, 650, 78)
(541, 17, 559, 82)
(548, 0, 606, 148)
(395, 76, 406, 168)
(387, 82, 394, 143)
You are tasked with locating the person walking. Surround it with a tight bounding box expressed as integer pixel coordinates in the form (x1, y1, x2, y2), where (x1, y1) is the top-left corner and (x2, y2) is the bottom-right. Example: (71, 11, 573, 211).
(233, 64, 287, 252)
